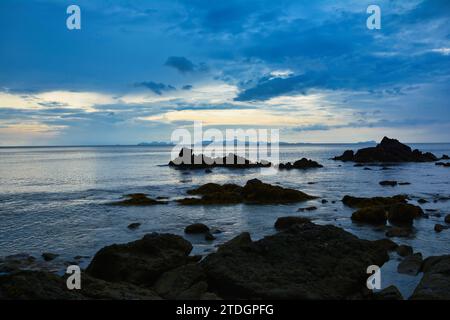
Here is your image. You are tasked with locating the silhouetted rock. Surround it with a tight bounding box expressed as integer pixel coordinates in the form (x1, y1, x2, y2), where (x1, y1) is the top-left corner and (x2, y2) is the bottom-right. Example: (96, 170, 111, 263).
(373, 239, 398, 251)
(387, 203, 423, 225)
(398, 253, 423, 276)
(297, 206, 317, 212)
(112, 194, 167, 206)
(441, 154, 450, 160)
(178, 179, 316, 205)
(42, 253, 58, 262)
(396, 245, 413, 257)
(127, 223, 141, 230)
(352, 207, 387, 225)
(86, 233, 195, 286)
(445, 214, 450, 224)
(274, 216, 311, 230)
(332, 137, 438, 163)
(201, 223, 389, 299)
(278, 158, 323, 170)
(434, 224, 448, 233)
(418, 198, 428, 204)
(373, 285, 403, 300)
(204, 232, 216, 241)
(435, 162, 450, 167)
(342, 195, 407, 208)
(379, 181, 398, 187)
(184, 223, 210, 234)
(411, 255, 450, 300)
(169, 148, 271, 169)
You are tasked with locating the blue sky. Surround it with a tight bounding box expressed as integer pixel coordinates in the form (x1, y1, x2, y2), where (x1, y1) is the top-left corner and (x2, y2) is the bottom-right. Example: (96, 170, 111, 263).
(0, 0, 449, 145)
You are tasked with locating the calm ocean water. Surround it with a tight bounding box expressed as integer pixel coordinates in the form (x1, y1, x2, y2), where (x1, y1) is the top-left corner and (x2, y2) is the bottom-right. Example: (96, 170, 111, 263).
(1, 144, 450, 297)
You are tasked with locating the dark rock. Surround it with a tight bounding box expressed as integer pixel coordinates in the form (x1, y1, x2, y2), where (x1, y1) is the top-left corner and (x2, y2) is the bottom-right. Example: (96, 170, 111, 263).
(86, 233, 194, 286)
(434, 224, 448, 233)
(398, 182, 411, 185)
(379, 181, 398, 187)
(201, 223, 389, 299)
(396, 245, 413, 257)
(364, 167, 372, 170)
(352, 207, 387, 225)
(442, 154, 450, 160)
(204, 169, 212, 173)
(321, 199, 328, 204)
(204, 232, 216, 241)
(385, 227, 413, 238)
(445, 214, 450, 224)
(112, 193, 167, 206)
(278, 158, 323, 170)
(418, 198, 428, 204)
(398, 253, 423, 276)
(332, 137, 438, 163)
(42, 253, 59, 262)
(185, 223, 210, 234)
(373, 239, 398, 251)
(178, 179, 316, 205)
(387, 203, 423, 225)
(274, 216, 311, 230)
(342, 195, 407, 208)
(373, 285, 403, 300)
(435, 162, 450, 167)
(169, 147, 271, 169)
(297, 206, 317, 212)
(410, 255, 450, 300)
(127, 223, 141, 230)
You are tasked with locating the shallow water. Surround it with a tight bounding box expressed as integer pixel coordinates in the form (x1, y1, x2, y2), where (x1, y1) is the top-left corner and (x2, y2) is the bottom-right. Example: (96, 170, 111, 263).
(1, 144, 449, 298)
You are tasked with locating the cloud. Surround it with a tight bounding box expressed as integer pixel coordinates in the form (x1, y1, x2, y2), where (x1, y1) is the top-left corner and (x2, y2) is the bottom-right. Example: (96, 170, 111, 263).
(182, 85, 193, 90)
(164, 56, 197, 73)
(134, 81, 176, 95)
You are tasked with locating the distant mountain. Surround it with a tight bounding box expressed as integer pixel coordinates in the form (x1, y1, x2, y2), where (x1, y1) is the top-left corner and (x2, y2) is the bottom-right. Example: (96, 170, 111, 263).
(137, 141, 174, 146)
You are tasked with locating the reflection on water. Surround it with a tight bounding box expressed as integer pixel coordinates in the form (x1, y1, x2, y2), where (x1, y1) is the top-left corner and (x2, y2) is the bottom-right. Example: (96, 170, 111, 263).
(1, 144, 449, 298)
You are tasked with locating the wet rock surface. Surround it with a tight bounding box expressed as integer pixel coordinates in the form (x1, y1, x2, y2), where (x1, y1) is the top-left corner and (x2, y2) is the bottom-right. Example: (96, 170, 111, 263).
(274, 216, 311, 230)
(410, 255, 450, 300)
(184, 223, 210, 234)
(178, 179, 316, 205)
(333, 137, 438, 163)
(397, 253, 423, 276)
(351, 202, 423, 225)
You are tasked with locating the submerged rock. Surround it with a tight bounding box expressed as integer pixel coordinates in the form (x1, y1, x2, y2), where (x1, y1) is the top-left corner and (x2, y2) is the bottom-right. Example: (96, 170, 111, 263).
(184, 223, 210, 234)
(274, 216, 311, 230)
(178, 179, 316, 205)
(112, 194, 167, 206)
(333, 137, 438, 163)
(42, 253, 59, 262)
(379, 181, 398, 187)
(127, 223, 141, 230)
(201, 223, 389, 299)
(278, 158, 323, 170)
(411, 255, 450, 300)
(434, 224, 448, 233)
(435, 162, 450, 167)
(297, 206, 318, 212)
(86, 233, 195, 286)
(398, 253, 423, 276)
(385, 227, 413, 238)
(169, 148, 271, 169)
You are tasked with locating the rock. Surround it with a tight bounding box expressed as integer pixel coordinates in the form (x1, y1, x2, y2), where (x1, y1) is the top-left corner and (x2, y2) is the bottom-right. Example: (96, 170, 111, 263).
(435, 162, 450, 167)
(112, 193, 167, 206)
(445, 214, 450, 224)
(185, 223, 210, 234)
(278, 158, 323, 170)
(178, 179, 316, 205)
(152, 264, 208, 300)
(204, 169, 212, 173)
(379, 181, 398, 187)
(332, 137, 438, 163)
(297, 206, 317, 212)
(351, 207, 387, 225)
(127, 223, 141, 230)
(364, 167, 372, 170)
(42, 253, 59, 262)
(418, 198, 428, 204)
(342, 195, 407, 208)
(321, 199, 328, 204)
(0, 254, 37, 273)
(396, 245, 413, 257)
(398, 182, 411, 185)
(86, 233, 194, 286)
(434, 224, 448, 233)
(442, 154, 450, 160)
(169, 148, 271, 169)
(274, 216, 311, 230)
(397, 253, 423, 276)
(204, 232, 216, 241)
(373, 239, 398, 251)
(201, 223, 389, 299)
(410, 255, 450, 300)
(373, 285, 403, 300)
(385, 227, 413, 238)
(387, 203, 423, 225)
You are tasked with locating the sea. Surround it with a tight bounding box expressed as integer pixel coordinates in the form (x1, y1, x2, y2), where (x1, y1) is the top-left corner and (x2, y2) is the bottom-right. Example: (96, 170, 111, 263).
(1, 143, 449, 298)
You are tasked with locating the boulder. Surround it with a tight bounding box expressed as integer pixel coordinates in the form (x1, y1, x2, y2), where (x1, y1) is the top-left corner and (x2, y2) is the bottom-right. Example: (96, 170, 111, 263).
(42, 253, 59, 262)
(112, 194, 167, 206)
(397, 253, 423, 276)
(387, 203, 423, 225)
(278, 158, 323, 170)
(351, 207, 387, 225)
(184, 223, 210, 234)
(201, 223, 389, 299)
(342, 195, 407, 208)
(178, 179, 316, 205)
(373, 239, 398, 251)
(332, 137, 438, 163)
(434, 224, 448, 233)
(86, 233, 195, 286)
(411, 255, 450, 300)
(274, 216, 311, 230)
(396, 245, 413, 257)
(127, 223, 141, 230)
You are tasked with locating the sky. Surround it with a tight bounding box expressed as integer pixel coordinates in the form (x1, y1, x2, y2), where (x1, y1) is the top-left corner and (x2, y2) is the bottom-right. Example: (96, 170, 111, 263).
(0, 0, 449, 145)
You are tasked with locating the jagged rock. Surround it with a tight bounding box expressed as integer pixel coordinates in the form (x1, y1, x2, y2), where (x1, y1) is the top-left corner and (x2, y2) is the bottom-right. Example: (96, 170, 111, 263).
(398, 253, 423, 276)
(42, 253, 59, 262)
(373, 285, 403, 300)
(342, 195, 407, 208)
(396, 245, 413, 257)
(169, 148, 271, 169)
(278, 158, 323, 170)
(379, 181, 398, 187)
(332, 137, 438, 163)
(112, 194, 167, 206)
(411, 255, 450, 300)
(201, 223, 389, 299)
(86, 233, 195, 286)
(274, 216, 311, 230)
(185, 223, 210, 234)
(127, 223, 141, 230)
(178, 179, 316, 205)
